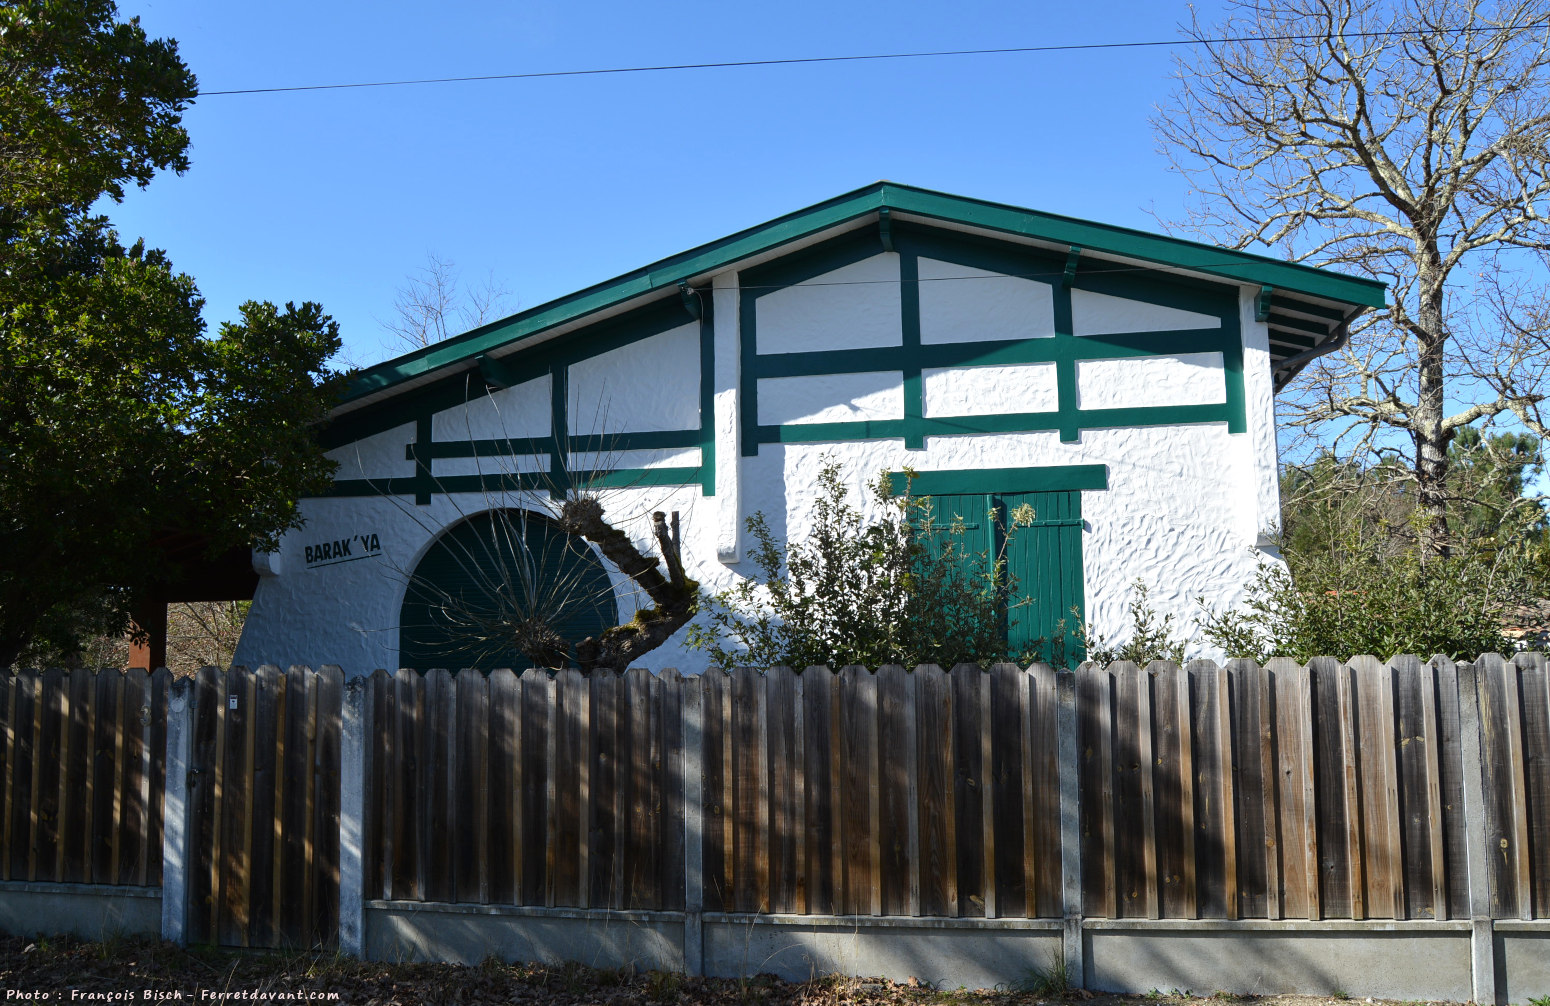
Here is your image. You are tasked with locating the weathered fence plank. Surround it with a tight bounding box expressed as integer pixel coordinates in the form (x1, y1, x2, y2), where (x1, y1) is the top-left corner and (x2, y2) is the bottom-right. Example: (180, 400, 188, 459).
(989, 663, 1025, 918)
(916, 664, 954, 918)
(1193, 660, 1235, 919)
(1078, 661, 1115, 919)
(1513, 652, 1550, 918)
(1028, 663, 1060, 919)
(950, 663, 986, 918)
(800, 667, 837, 915)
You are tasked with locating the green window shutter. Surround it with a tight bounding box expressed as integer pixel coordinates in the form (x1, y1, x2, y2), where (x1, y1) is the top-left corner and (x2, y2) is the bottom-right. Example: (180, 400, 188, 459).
(1000, 490, 1086, 665)
(916, 489, 1086, 666)
(915, 492, 995, 555)
(398, 509, 619, 672)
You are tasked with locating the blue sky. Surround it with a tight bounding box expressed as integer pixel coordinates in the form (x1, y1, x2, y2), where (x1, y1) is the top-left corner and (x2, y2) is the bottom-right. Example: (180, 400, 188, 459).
(106, 0, 1231, 367)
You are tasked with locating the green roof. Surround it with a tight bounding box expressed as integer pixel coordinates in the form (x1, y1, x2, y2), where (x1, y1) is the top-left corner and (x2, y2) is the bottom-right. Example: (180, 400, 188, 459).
(341, 181, 1387, 406)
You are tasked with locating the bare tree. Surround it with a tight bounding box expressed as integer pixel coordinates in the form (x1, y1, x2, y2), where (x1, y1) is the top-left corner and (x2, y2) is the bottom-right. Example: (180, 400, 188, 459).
(381, 253, 514, 352)
(1156, 0, 1550, 556)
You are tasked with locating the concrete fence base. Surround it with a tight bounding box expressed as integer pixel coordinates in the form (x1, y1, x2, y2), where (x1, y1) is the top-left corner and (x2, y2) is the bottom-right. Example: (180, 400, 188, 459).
(0, 881, 161, 943)
(356, 901, 1550, 1001)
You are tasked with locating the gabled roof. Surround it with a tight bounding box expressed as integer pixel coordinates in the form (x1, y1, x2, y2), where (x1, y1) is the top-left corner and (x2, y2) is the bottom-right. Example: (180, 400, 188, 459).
(337, 181, 1386, 413)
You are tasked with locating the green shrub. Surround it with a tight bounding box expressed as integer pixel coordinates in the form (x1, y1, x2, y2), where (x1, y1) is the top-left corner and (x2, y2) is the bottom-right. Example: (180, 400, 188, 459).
(1082, 581, 1187, 666)
(1198, 545, 1516, 664)
(687, 459, 1020, 668)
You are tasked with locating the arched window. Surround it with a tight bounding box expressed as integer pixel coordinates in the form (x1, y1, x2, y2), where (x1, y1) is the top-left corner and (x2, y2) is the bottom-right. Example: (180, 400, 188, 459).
(398, 509, 618, 671)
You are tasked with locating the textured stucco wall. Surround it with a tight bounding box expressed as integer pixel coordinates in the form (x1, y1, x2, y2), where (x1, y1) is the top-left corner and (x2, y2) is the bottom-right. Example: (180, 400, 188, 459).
(237, 246, 1279, 674)
(431, 375, 550, 441)
(570, 323, 700, 434)
(917, 256, 1055, 342)
(756, 253, 901, 353)
(326, 421, 417, 481)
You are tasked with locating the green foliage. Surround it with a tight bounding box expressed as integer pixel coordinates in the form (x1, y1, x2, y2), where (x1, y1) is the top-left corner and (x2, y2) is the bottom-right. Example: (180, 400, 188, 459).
(1198, 550, 1513, 664)
(1083, 581, 1187, 666)
(0, 0, 196, 221)
(1195, 444, 1542, 664)
(0, 1, 343, 665)
(687, 460, 1018, 668)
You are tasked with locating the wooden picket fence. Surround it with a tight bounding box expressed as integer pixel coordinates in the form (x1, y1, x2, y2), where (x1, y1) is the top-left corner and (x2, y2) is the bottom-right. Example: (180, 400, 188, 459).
(184, 665, 342, 948)
(1081, 656, 1468, 921)
(0, 668, 169, 887)
(1, 654, 1548, 951)
(695, 663, 1064, 918)
(363, 666, 683, 910)
(362, 664, 1063, 918)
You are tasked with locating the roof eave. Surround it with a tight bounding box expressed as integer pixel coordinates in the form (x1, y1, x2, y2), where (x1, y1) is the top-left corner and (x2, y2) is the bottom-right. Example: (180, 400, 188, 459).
(335, 182, 1386, 412)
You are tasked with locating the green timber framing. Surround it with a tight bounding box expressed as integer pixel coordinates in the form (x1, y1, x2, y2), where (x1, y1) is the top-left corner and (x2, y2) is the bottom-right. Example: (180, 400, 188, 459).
(740, 220, 1251, 452)
(322, 182, 1385, 504)
(321, 295, 716, 504)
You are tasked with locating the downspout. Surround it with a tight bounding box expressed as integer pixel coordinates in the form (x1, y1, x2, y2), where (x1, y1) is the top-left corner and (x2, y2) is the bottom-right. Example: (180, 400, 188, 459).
(1271, 309, 1363, 392)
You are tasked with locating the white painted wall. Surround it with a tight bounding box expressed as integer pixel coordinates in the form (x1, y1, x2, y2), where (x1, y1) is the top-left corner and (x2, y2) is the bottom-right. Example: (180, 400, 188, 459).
(757, 372, 904, 426)
(922, 363, 1059, 416)
(1240, 288, 1282, 546)
(917, 257, 1055, 343)
(326, 422, 416, 481)
(431, 454, 547, 478)
(725, 424, 1265, 667)
(430, 375, 550, 441)
(755, 253, 901, 354)
(569, 447, 701, 471)
(712, 272, 741, 562)
(1076, 352, 1226, 410)
(568, 323, 700, 434)
(234, 484, 723, 675)
(1072, 289, 1221, 336)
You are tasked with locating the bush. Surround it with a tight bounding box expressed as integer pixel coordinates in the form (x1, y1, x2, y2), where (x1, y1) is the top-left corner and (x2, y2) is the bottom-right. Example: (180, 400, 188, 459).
(1198, 544, 1517, 664)
(1082, 581, 1187, 666)
(687, 459, 1020, 668)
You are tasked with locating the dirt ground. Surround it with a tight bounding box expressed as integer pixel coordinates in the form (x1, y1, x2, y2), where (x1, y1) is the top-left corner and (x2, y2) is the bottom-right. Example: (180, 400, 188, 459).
(0, 936, 1471, 1006)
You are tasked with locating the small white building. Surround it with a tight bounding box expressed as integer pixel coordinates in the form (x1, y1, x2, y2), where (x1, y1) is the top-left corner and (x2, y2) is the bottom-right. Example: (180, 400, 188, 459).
(232, 183, 1384, 675)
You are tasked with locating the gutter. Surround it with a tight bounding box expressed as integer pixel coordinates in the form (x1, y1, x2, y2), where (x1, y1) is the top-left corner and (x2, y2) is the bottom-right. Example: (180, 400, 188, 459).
(1271, 310, 1361, 392)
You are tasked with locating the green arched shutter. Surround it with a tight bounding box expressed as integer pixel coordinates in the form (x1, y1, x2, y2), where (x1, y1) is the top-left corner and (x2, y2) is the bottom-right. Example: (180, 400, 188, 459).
(398, 509, 619, 671)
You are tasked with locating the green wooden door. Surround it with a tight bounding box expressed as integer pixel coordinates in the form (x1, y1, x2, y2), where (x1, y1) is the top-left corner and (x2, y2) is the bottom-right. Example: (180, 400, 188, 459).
(999, 490, 1085, 664)
(917, 489, 1085, 664)
(398, 509, 619, 671)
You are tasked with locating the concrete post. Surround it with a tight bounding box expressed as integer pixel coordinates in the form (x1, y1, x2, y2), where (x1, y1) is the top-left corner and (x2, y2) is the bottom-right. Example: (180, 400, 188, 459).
(682, 675, 705, 976)
(160, 678, 193, 945)
(1056, 669, 1084, 985)
(1454, 658, 1499, 1006)
(338, 675, 368, 958)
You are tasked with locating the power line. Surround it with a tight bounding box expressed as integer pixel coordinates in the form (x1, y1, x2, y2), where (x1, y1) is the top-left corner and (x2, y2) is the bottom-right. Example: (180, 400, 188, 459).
(198, 29, 1505, 97)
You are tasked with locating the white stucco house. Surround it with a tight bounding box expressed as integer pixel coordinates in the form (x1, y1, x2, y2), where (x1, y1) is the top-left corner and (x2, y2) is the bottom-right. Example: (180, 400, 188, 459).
(232, 183, 1384, 675)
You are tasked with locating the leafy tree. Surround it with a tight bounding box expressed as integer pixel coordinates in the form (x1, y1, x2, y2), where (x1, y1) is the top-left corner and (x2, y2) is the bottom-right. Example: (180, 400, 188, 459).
(1447, 427, 1548, 560)
(1158, 0, 1550, 558)
(0, 1, 344, 666)
(688, 460, 1019, 669)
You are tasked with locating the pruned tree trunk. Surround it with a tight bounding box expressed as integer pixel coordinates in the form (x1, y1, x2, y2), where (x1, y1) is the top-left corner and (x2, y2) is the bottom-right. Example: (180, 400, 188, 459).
(559, 498, 698, 672)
